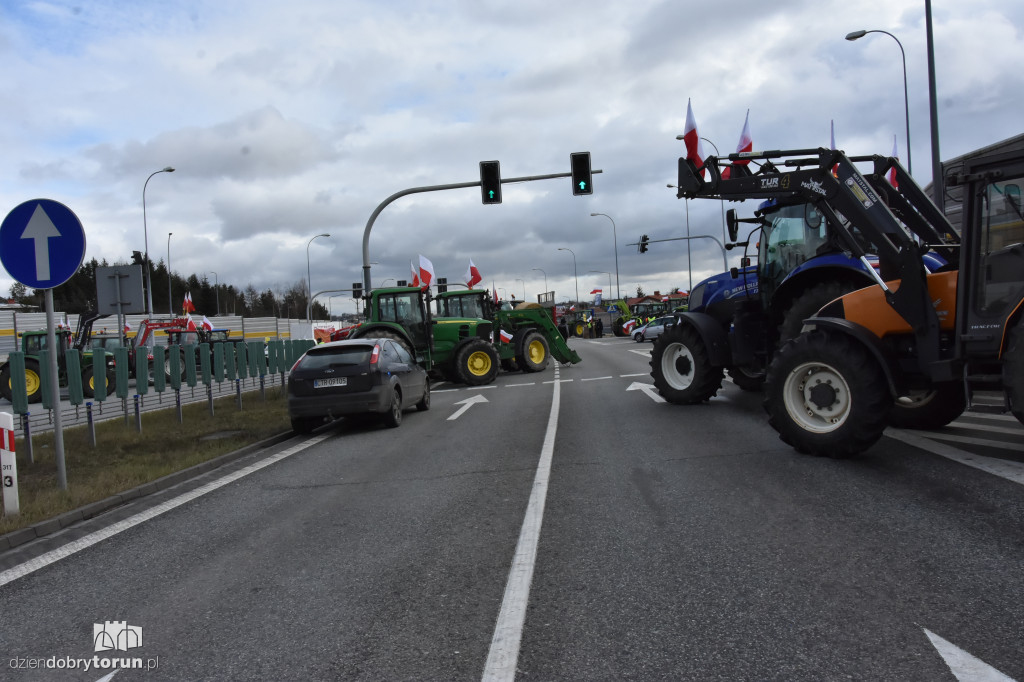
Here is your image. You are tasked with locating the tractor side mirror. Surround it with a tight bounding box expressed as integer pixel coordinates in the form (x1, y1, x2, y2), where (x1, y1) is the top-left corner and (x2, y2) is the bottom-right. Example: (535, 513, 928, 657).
(726, 209, 740, 242)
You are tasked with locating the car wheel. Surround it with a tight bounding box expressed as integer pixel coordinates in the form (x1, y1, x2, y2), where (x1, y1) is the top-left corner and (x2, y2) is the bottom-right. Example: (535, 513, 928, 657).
(383, 387, 403, 427)
(416, 380, 431, 411)
(764, 330, 891, 457)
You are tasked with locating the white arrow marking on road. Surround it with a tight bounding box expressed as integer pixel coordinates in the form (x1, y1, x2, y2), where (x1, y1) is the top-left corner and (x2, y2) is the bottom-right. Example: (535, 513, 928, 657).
(21, 204, 61, 282)
(448, 393, 488, 421)
(923, 628, 1016, 681)
(627, 381, 666, 403)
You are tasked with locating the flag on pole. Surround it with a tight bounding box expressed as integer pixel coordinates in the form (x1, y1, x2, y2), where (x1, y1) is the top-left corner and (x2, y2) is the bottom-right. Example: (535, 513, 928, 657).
(185, 313, 198, 332)
(183, 292, 196, 313)
(888, 135, 899, 188)
(418, 255, 434, 289)
(409, 261, 420, 288)
(201, 315, 214, 331)
(682, 98, 706, 178)
(830, 120, 839, 176)
(465, 259, 482, 289)
(499, 329, 513, 343)
(589, 288, 602, 294)
(623, 319, 637, 334)
(492, 284, 498, 304)
(721, 109, 752, 180)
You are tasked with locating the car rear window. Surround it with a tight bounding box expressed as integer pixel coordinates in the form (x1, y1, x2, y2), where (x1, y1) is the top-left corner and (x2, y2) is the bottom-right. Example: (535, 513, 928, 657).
(297, 345, 373, 370)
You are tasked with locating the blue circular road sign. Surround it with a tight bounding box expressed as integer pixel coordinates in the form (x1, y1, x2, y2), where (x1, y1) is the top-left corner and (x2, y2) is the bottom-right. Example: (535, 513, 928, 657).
(0, 199, 87, 289)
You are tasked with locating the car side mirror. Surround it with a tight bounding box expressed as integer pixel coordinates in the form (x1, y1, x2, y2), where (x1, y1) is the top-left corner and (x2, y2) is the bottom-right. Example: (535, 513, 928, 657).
(726, 209, 740, 242)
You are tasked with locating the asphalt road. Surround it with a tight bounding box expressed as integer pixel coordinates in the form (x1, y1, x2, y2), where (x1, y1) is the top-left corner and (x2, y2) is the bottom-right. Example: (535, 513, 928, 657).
(0, 337, 1022, 681)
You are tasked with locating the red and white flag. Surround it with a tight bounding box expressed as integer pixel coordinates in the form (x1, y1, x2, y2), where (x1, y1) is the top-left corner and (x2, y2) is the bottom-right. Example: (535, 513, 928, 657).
(499, 329, 513, 343)
(623, 319, 637, 334)
(465, 259, 482, 289)
(682, 98, 705, 178)
(418, 255, 434, 289)
(185, 313, 198, 332)
(721, 110, 752, 180)
(409, 261, 420, 288)
(888, 135, 899, 188)
(492, 284, 498, 304)
(590, 288, 602, 295)
(201, 315, 214, 331)
(124, 321, 131, 333)
(183, 292, 196, 313)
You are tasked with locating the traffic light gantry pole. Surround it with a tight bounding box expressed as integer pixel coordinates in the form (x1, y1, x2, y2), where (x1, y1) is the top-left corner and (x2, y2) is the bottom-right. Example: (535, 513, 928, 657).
(360, 168, 602, 293)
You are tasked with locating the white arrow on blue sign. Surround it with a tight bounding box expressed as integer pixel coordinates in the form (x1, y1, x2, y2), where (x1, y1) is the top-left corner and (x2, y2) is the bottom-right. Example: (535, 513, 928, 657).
(0, 199, 86, 289)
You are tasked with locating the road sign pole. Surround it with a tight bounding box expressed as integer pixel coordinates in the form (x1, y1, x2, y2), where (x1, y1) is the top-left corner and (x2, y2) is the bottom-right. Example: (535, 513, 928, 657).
(44, 289, 68, 490)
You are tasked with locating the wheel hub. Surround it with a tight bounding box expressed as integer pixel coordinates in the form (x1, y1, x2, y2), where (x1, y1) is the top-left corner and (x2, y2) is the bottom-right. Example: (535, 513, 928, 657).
(783, 361, 852, 433)
(807, 381, 838, 411)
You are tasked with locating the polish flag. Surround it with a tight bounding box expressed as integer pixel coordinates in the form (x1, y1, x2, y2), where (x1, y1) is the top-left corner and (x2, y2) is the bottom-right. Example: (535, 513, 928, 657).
(201, 315, 214, 331)
(499, 329, 513, 343)
(493, 284, 498, 304)
(465, 259, 482, 289)
(418, 255, 434, 289)
(590, 288, 602, 295)
(124, 321, 131, 333)
(623, 319, 637, 334)
(410, 261, 420, 288)
(682, 98, 705, 178)
(183, 292, 196, 313)
(888, 135, 899, 188)
(721, 110, 752, 180)
(185, 313, 198, 332)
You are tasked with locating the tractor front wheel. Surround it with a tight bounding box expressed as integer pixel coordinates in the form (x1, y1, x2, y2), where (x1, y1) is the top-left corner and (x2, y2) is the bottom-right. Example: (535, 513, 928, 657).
(23, 358, 43, 403)
(454, 339, 500, 386)
(518, 331, 550, 373)
(0, 364, 12, 402)
(650, 324, 723, 404)
(764, 330, 891, 457)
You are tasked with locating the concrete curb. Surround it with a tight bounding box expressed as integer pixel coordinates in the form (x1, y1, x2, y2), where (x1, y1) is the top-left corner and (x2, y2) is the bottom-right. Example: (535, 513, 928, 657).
(0, 429, 295, 552)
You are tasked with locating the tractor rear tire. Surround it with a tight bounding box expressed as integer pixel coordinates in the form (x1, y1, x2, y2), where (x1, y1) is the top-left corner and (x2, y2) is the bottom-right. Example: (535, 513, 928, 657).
(779, 281, 862, 343)
(1004, 316, 1024, 425)
(887, 382, 967, 429)
(728, 365, 765, 392)
(454, 338, 500, 386)
(354, 328, 415, 357)
(613, 316, 627, 337)
(23, 358, 43, 404)
(518, 330, 550, 373)
(650, 324, 723, 404)
(764, 330, 891, 457)
(0, 364, 12, 402)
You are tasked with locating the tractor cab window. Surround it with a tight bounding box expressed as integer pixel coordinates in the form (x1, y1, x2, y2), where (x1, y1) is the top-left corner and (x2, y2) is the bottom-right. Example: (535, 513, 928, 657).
(441, 294, 486, 319)
(759, 203, 830, 296)
(377, 292, 428, 349)
(974, 178, 1024, 317)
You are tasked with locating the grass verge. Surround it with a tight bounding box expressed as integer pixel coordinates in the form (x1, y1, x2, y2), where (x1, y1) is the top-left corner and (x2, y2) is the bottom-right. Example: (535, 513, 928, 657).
(1, 388, 291, 536)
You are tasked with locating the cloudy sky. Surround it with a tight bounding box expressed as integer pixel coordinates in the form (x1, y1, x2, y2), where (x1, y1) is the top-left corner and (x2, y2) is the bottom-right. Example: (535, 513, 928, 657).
(1, 0, 1022, 315)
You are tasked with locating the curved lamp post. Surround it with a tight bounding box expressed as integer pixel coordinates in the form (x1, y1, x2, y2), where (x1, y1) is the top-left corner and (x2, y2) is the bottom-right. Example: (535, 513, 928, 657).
(846, 29, 912, 175)
(531, 267, 547, 293)
(558, 247, 579, 305)
(306, 233, 330, 321)
(143, 166, 175, 315)
(208, 271, 219, 316)
(589, 213, 620, 300)
(167, 232, 174, 315)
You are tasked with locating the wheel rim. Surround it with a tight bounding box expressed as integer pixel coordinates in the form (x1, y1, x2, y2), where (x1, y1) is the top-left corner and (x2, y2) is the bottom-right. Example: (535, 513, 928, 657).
(527, 340, 545, 364)
(574, 323, 585, 336)
(660, 342, 695, 390)
(391, 393, 401, 421)
(782, 360, 852, 434)
(25, 370, 40, 395)
(894, 389, 935, 408)
(467, 350, 492, 376)
(422, 384, 430, 408)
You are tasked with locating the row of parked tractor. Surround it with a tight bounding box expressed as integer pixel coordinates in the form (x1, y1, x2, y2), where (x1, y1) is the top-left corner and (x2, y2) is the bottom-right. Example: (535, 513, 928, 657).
(645, 145, 1023, 457)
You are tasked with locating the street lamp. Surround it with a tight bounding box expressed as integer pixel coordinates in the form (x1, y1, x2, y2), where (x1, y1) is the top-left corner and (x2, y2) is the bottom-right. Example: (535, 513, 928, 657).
(589, 213, 621, 300)
(589, 212, 618, 296)
(209, 271, 219, 316)
(558, 247, 579, 304)
(167, 232, 174, 315)
(531, 267, 547, 293)
(588, 270, 612, 302)
(143, 166, 175, 315)
(846, 28, 912, 175)
(515, 278, 526, 301)
(306, 233, 330, 321)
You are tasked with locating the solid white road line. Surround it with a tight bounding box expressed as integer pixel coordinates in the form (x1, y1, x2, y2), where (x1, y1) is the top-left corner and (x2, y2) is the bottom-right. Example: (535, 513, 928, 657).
(580, 376, 613, 382)
(482, 367, 561, 681)
(887, 429, 1024, 486)
(0, 434, 332, 588)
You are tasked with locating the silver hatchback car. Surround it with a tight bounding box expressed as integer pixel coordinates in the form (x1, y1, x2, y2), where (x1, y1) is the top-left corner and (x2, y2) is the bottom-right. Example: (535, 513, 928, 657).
(639, 316, 674, 342)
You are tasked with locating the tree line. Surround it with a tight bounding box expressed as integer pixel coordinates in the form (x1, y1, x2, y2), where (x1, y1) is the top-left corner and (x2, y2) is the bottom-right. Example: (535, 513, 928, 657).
(8, 257, 332, 320)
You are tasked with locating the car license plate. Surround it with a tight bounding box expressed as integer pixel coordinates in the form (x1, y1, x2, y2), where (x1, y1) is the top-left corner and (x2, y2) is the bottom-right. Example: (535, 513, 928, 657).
(313, 377, 347, 388)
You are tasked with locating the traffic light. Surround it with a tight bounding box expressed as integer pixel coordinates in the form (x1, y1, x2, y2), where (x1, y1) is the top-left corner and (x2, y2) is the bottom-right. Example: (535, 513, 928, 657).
(570, 152, 593, 195)
(436, 277, 448, 293)
(479, 160, 502, 204)
(352, 282, 362, 298)
(131, 250, 144, 265)
(639, 235, 649, 253)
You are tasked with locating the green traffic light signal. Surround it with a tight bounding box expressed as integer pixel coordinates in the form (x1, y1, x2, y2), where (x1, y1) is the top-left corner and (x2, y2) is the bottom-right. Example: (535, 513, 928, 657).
(479, 160, 502, 204)
(570, 152, 593, 196)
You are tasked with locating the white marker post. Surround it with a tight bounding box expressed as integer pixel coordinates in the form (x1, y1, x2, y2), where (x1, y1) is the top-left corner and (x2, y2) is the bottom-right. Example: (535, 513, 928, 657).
(1, 412, 19, 516)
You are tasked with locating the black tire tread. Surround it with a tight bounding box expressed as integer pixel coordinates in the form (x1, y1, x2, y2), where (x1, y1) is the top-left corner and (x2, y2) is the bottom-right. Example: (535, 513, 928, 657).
(649, 324, 723, 404)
